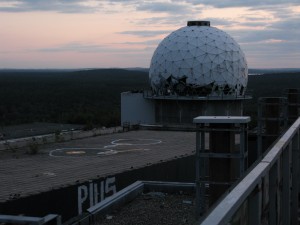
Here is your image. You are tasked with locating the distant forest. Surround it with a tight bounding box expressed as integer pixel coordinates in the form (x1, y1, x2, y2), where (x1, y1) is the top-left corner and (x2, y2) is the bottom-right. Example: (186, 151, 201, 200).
(245, 72, 300, 125)
(0, 69, 299, 128)
(0, 69, 149, 128)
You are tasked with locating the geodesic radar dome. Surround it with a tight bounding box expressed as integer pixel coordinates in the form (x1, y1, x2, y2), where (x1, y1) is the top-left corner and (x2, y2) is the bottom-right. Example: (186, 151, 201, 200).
(149, 21, 248, 96)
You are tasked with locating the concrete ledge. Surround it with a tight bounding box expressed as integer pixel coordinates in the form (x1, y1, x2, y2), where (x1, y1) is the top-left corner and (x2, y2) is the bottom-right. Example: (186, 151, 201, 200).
(87, 181, 144, 219)
(87, 181, 195, 222)
(0, 214, 61, 225)
(139, 124, 197, 131)
(193, 116, 251, 124)
(0, 127, 123, 151)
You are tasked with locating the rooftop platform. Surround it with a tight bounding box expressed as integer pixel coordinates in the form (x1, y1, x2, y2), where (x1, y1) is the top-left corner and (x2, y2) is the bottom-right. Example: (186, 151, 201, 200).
(0, 130, 195, 203)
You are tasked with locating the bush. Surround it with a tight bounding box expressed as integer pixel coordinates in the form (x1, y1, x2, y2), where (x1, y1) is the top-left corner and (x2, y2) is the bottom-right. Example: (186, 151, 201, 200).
(27, 138, 39, 155)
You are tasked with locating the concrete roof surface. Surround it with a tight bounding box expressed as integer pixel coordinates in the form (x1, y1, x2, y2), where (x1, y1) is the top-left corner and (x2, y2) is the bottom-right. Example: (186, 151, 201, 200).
(0, 130, 195, 202)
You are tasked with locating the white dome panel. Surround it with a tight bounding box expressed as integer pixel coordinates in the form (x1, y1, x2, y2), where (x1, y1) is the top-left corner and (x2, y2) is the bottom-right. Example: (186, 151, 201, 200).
(149, 21, 248, 96)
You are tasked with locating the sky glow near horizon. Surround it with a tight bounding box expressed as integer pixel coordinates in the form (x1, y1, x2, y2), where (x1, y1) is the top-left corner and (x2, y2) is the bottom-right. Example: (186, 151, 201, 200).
(0, 0, 299, 69)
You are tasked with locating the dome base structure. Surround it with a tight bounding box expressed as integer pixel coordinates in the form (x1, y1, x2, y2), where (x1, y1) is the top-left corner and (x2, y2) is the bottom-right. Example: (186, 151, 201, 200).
(121, 91, 251, 126)
(153, 98, 244, 124)
(150, 75, 246, 97)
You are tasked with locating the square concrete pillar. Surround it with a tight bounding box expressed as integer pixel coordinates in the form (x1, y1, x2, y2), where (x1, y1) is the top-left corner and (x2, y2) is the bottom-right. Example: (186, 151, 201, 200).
(194, 116, 250, 216)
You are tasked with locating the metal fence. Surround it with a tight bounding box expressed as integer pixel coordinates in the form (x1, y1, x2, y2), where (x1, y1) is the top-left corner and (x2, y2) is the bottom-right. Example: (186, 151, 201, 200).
(0, 214, 61, 225)
(199, 117, 300, 225)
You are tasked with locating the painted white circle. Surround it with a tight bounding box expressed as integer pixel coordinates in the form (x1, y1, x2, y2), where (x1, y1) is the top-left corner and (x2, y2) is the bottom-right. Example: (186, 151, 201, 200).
(111, 139, 162, 145)
(97, 150, 118, 156)
(66, 150, 86, 155)
(49, 139, 162, 157)
(49, 148, 107, 157)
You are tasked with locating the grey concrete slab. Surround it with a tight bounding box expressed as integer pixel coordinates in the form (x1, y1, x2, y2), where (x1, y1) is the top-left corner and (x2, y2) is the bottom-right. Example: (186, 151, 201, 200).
(0, 130, 195, 202)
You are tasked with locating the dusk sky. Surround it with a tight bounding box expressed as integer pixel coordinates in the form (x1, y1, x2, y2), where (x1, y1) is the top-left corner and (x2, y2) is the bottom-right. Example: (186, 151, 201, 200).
(0, 0, 299, 69)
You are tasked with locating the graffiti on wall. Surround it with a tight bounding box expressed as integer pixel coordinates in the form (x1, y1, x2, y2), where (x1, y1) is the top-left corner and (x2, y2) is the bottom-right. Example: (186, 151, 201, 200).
(77, 176, 116, 215)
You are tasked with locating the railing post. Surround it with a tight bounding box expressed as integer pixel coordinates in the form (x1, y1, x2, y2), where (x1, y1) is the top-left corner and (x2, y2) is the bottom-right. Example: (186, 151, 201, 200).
(282, 144, 291, 225)
(240, 123, 247, 176)
(196, 123, 206, 216)
(248, 183, 262, 225)
(194, 116, 250, 217)
(198, 118, 300, 225)
(269, 160, 278, 225)
(291, 130, 299, 225)
(257, 99, 262, 157)
(196, 125, 201, 216)
(285, 88, 300, 125)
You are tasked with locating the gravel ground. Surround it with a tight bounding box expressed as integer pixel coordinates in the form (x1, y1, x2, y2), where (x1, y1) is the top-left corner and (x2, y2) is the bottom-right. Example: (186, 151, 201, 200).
(94, 192, 197, 225)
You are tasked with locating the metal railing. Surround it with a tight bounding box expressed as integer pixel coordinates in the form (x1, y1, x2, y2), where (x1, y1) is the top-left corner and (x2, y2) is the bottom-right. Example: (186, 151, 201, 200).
(199, 117, 300, 225)
(0, 214, 61, 225)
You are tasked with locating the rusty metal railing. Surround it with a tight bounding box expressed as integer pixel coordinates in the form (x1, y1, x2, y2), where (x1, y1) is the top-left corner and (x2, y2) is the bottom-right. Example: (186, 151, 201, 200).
(199, 117, 300, 225)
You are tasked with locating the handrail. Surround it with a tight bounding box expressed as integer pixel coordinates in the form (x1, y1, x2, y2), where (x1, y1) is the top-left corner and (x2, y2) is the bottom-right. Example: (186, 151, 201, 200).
(0, 214, 61, 225)
(199, 117, 300, 225)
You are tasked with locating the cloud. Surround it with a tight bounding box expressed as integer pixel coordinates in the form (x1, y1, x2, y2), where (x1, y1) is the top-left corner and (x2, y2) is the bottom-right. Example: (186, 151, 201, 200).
(136, 1, 189, 13)
(132, 14, 200, 27)
(1, 0, 299, 15)
(229, 16, 300, 44)
(106, 0, 137, 2)
(0, 0, 100, 13)
(272, 17, 300, 30)
(120, 39, 162, 46)
(119, 30, 172, 37)
(38, 43, 105, 53)
(0, 0, 192, 14)
(173, 0, 299, 8)
(203, 18, 234, 26)
(36, 42, 151, 53)
(226, 15, 300, 68)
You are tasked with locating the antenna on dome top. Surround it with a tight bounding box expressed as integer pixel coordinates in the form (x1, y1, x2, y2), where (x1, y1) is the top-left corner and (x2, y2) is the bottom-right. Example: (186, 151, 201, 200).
(187, 21, 210, 26)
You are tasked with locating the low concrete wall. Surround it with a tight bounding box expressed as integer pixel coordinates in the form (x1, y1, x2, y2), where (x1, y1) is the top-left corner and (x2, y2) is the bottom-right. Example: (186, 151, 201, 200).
(0, 127, 123, 151)
(0, 155, 195, 223)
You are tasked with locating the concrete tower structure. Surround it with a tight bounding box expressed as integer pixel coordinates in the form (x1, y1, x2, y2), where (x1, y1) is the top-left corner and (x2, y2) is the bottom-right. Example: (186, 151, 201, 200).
(121, 21, 250, 126)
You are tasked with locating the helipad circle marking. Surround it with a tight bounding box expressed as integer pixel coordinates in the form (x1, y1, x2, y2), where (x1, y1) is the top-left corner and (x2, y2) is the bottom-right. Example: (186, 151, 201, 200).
(111, 139, 162, 145)
(66, 150, 86, 155)
(97, 150, 117, 156)
(49, 148, 106, 157)
(49, 139, 162, 157)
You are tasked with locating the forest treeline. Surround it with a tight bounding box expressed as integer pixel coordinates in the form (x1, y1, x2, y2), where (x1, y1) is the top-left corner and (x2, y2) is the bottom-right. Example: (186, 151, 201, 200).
(0, 69, 149, 128)
(245, 72, 300, 125)
(0, 69, 299, 128)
